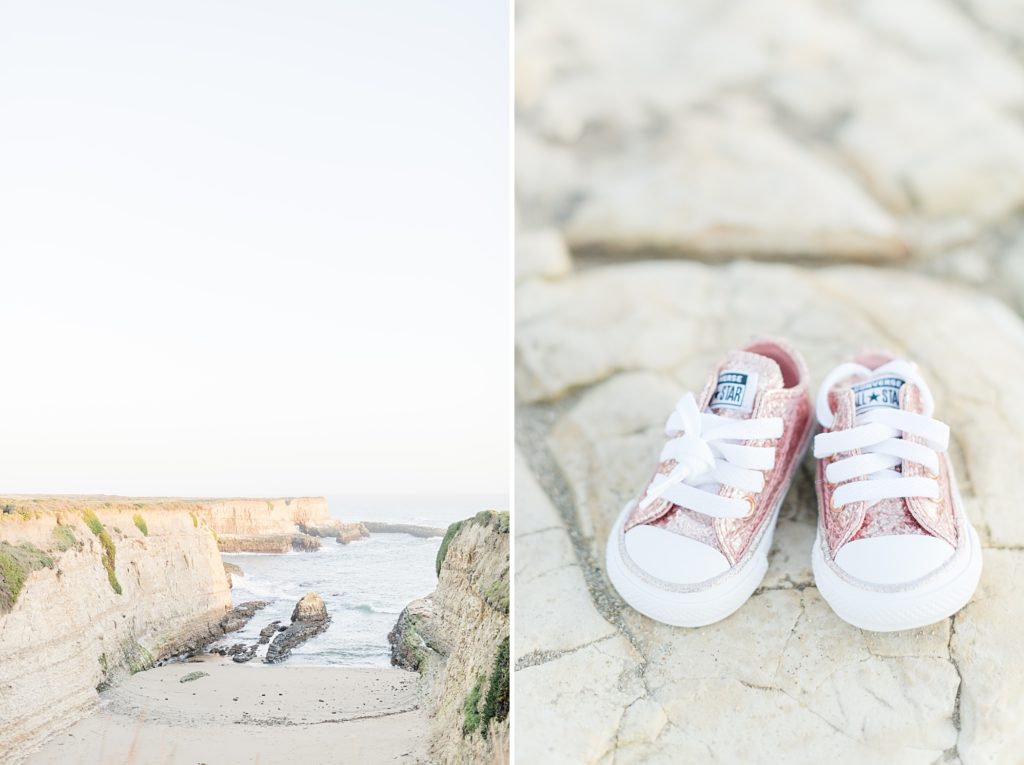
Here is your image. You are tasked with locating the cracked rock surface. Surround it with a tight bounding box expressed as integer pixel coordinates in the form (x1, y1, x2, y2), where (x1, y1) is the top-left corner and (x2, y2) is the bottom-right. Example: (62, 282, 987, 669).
(516, 1, 1024, 762)
(515, 262, 1024, 764)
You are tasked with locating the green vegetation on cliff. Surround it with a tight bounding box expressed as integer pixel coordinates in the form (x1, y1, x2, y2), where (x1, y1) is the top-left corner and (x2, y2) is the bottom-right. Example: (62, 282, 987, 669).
(82, 509, 122, 595)
(402, 622, 428, 671)
(473, 510, 510, 534)
(482, 570, 509, 614)
(51, 524, 79, 552)
(435, 520, 465, 575)
(481, 636, 510, 737)
(436, 510, 510, 576)
(460, 636, 510, 739)
(0, 542, 54, 613)
(462, 675, 485, 736)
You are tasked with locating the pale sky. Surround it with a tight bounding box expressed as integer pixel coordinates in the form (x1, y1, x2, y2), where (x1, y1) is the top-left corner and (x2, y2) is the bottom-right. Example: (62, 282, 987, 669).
(0, 1, 509, 499)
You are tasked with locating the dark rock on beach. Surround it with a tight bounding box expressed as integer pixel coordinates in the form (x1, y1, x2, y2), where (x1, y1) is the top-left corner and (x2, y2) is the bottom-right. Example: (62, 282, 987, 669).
(219, 601, 270, 634)
(259, 621, 282, 644)
(230, 644, 259, 663)
(155, 600, 268, 664)
(265, 593, 330, 664)
(214, 642, 259, 663)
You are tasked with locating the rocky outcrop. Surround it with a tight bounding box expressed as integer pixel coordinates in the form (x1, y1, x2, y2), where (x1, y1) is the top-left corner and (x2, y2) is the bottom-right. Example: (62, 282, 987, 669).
(389, 511, 510, 764)
(388, 597, 436, 671)
(200, 498, 331, 552)
(265, 593, 331, 664)
(216, 533, 320, 553)
(300, 520, 370, 544)
(155, 600, 267, 665)
(223, 561, 244, 588)
(0, 498, 235, 762)
(197, 497, 330, 536)
(259, 621, 283, 644)
(217, 601, 268, 634)
(362, 521, 446, 538)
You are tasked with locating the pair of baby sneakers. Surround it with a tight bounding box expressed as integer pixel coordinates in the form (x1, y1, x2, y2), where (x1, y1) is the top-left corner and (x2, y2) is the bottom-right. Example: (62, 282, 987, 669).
(605, 339, 983, 632)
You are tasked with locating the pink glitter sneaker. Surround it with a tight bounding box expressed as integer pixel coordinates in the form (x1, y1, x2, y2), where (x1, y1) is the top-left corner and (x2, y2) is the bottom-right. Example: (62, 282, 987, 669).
(812, 354, 982, 632)
(606, 339, 813, 627)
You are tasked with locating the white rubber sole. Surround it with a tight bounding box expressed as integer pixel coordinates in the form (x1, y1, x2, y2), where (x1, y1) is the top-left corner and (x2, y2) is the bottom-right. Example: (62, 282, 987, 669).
(605, 500, 780, 627)
(812, 523, 983, 632)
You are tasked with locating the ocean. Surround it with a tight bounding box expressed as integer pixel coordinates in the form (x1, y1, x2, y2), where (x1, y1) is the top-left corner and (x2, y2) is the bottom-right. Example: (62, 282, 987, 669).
(325, 493, 507, 527)
(219, 493, 506, 667)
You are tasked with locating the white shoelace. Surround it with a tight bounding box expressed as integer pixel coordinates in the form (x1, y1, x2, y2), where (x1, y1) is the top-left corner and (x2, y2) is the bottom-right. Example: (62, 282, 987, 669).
(638, 392, 783, 519)
(813, 360, 950, 510)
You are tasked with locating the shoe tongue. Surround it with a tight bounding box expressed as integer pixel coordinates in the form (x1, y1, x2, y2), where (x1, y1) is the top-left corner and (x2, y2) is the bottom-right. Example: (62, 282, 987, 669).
(707, 351, 784, 417)
(850, 371, 908, 417)
(837, 361, 935, 542)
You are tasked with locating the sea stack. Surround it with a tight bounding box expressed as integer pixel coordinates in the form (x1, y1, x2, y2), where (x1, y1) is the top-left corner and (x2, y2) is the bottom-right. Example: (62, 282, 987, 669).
(265, 592, 331, 663)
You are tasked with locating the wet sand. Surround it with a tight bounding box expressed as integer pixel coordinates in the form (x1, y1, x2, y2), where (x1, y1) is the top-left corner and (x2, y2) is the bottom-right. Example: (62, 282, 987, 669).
(25, 655, 427, 765)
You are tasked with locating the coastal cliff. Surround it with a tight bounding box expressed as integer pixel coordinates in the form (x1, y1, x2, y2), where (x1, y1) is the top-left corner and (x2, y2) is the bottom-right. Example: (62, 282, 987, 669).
(197, 497, 328, 535)
(191, 497, 369, 550)
(0, 497, 233, 762)
(389, 511, 510, 763)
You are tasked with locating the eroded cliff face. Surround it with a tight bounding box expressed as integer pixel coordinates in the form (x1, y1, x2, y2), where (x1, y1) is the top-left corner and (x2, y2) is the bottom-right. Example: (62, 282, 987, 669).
(194, 497, 360, 552)
(0, 499, 232, 762)
(390, 511, 510, 764)
(197, 497, 329, 536)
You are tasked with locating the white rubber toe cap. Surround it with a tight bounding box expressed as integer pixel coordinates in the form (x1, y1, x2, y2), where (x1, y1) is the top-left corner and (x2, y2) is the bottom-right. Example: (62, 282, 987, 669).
(623, 525, 730, 585)
(834, 534, 955, 585)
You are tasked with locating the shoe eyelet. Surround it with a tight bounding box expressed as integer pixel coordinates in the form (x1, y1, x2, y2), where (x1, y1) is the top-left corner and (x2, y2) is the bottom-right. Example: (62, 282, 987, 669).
(743, 495, 755, 517)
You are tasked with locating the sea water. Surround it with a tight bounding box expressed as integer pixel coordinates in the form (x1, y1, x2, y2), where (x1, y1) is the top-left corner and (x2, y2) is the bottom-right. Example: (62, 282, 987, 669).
(219, 494, 505, 667)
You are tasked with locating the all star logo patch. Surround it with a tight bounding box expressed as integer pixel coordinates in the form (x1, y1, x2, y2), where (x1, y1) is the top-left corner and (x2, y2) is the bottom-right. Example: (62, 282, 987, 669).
(852, 375, 905, 413)
(710, 369, 758, 413)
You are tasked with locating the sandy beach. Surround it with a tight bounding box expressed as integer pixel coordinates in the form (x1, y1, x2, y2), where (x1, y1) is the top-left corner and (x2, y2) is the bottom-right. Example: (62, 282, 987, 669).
(25, 655, 427, 765)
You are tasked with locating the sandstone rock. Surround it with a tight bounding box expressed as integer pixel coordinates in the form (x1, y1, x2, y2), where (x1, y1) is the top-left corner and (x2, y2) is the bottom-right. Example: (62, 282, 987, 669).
(216, 533, 320, 553)
(951, 548, 1024, 762)
(390, 512, 510, 763)
(336, 523, 370, 544)
(517, 0, 1024, 263)
(515, 260, 1024, 762)
(0, 506, 233, 761)
(222, 561, 244, 584)
(836, 87, 1024, 222)
(514, 453, 617, 660)
(564, 108, 904, 261)
(359, 521, 445, 538)
(299, 520, 369, 544)
(196, 497, 331, 536)
(516, 637, 645, 764)
(387, 597, 436, 672)
(290, 534, 320, 552)
(516, 229, 572, 283)
(265, 593, 330, 664)
(291, 592, 327, 622)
